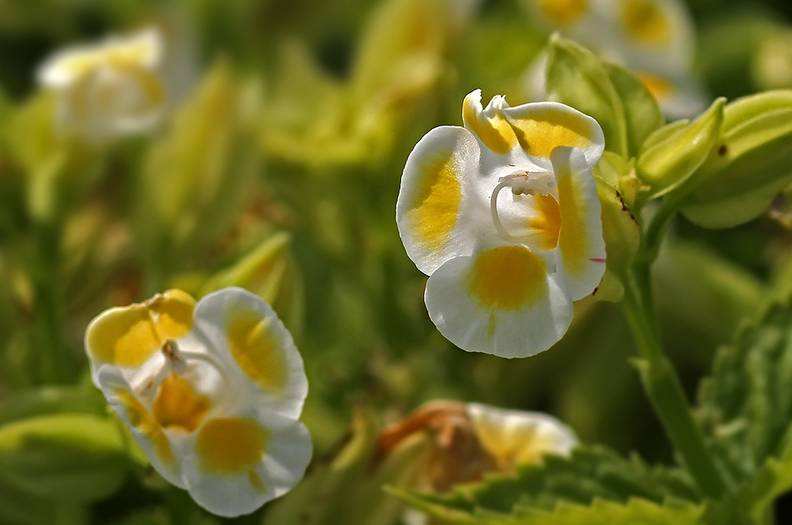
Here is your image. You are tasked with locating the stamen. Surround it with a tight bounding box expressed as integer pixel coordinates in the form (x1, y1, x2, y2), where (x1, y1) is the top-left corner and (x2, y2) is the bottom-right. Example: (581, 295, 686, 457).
(160, 338, 228, 379)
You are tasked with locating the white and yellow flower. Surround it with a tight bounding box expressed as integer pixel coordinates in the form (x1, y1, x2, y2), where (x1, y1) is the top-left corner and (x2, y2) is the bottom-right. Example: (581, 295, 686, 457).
(522, 0, 706, 118)
(397, 90, 605, 358)
(38, 28, 167, 142)
(467, 402, 577, 469)
(84, 287, 311, 517)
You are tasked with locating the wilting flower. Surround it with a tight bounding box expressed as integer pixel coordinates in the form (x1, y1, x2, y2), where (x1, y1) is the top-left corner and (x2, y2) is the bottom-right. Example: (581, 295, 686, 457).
(397, 90, 605, 358)
(379, 400, 577, 492)
(38, 28, 167, 142)
(524, 0, 706, 117)
(84, 287, 311, 517)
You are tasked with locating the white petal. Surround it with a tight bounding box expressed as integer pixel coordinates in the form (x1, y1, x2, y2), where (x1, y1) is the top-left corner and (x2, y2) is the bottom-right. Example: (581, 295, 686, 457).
(97, 366, 184, 488)
(396, 125, 487, 275)
(182, 409, 312, 517)
(551, 147, 606, 300)
(424, 246, 572, 358)
(192, 287, 308, 419)
(501, 101, 604, 169)
(467, 403, 577, 467)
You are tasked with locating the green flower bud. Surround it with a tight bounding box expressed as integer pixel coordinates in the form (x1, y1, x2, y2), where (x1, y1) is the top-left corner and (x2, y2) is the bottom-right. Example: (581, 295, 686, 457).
(681, 91, 792, 228)
(0, 414, 129, 502)
(636, 98, 725, 199)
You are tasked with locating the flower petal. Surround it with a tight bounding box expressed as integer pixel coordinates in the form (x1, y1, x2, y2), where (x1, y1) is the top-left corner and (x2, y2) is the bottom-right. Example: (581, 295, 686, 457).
(636, 70, 707, 119)
(84, 290, 195, 383)
(192, 287, 308, 419)
(552, 147, 606, 300)
(424, 246, 572, 358)
(396, 125, 484, 275)
(183, 410, 312, 518)
(97, 366, 183, 488)
(502, 101, 604, 168)
(467, 403, 577, 468)
(462, 89, 518, 156)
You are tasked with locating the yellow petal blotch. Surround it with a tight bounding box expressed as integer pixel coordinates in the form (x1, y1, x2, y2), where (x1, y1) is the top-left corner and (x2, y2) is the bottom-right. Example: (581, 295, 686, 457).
(468, 246, 547, 310)
(407, 152, 462, 251)
(508, 110, 591, 159)
(537, 0, 588, 27)
(116, 389, 175, 464)
(87, 290, 195, 368)
(528, 194, 562, 250)
(621, 0, 670, 45)
(557, 163, 588, 276)
(197, 418, 268, 474)
(153, 373, 211, 433)
(462, 98, 516, 154)
(227, 310, 287, 393)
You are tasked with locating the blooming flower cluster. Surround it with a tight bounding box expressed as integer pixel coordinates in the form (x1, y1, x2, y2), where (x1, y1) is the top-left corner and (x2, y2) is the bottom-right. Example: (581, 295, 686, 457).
(397, 89, 606, 358)
(524, 0, 706, 117)
(84, 287, 311, 517)
(38, 28, 167, 142)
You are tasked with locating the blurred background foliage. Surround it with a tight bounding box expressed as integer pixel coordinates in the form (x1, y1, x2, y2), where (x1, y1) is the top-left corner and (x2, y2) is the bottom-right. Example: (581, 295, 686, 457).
(0, 0, 791, 523)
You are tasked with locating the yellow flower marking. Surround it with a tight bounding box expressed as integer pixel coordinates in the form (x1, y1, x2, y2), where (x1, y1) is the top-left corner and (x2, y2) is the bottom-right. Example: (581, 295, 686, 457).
(153, 373, 211, 433)
(87, 290, 195, 367)
(537, 0, 588, 27)
(408, 152, 462, 251)
(557, 163, 588, 276)
(621, 0, 670, 44)
(116, 389, 175, 464)
(227, 310, 287, 393)
(462, 98, 516, 154)
(509, 112, 591, 159)
(468, 246, 547, 310)
(197, 418, 268, 474)
(528, 194, 562, 250)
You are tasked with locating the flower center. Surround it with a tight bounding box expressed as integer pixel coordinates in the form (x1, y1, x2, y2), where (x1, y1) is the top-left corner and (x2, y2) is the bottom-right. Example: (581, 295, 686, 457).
(489, 172, 557, 243)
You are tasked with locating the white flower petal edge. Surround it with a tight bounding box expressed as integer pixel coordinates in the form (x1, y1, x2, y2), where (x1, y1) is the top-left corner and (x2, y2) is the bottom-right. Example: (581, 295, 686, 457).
(550, 147, 606, 300)
(425, 244, 572, 358)
(181, 408, 312, 518)
(192, 287, 309, 419)
(467, 402, 577, 467)
(396, 125, 483, 276)
(84, 287, 311, 517)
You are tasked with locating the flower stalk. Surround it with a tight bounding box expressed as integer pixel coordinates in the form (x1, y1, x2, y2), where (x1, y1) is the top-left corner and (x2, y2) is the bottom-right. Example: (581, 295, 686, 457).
(621, 218, 729, 500)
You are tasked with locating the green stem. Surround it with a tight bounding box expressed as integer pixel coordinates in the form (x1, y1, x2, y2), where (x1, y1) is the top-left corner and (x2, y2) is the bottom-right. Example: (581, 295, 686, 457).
(621, 266, 728, 499)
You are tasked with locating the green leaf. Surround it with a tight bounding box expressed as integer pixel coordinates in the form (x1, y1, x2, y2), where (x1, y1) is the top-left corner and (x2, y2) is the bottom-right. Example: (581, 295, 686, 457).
(391, 488, 703, 525)
(681, 91, 792, 229)
(635, 98, 724, 199)
(544, 35, 629, 157)
(697, 290, 792, 520)
(389, 446, 699, 521)
(0, 413, 130, 503)
(0, 385, 105, 426)
(604, 62, 664, 157)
